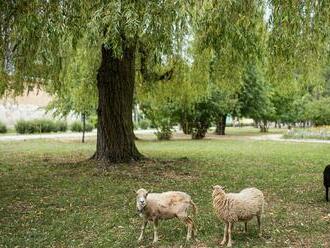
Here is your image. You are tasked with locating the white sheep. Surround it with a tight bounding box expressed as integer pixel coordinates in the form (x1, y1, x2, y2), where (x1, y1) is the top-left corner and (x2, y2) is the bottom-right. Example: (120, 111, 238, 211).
(135, 188, 197, 243)
(212, 185, 264, 247)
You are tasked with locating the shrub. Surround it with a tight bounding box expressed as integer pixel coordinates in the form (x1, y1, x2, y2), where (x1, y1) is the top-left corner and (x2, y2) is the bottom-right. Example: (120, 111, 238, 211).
(0, 121, 7, 133)
(139, 119, 151, 129)
(71, 121, 82, 132)
(155, 127, 172, 140)
(15, 119, 68, 134)
(33, 119, 56, 133)
(85, 122, 94, 132)
(15, 120, 35, 134)
(55, 121, 68, 132)
(70, 121, 93, 132)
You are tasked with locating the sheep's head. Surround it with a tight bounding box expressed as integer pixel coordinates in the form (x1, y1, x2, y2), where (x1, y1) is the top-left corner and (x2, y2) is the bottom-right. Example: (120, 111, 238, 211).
(136, 188, 149, 214)
(212, 185, 226, 197)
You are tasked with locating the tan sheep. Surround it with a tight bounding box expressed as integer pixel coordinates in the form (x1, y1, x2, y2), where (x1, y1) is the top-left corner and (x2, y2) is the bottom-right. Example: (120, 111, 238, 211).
(135, 188, 197, 243)
(212, 185, 264, 247)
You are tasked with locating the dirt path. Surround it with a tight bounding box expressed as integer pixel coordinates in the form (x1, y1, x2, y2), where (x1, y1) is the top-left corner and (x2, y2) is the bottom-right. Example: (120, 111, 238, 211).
(1, 130, 330, 144)
(250, 134, 330, 144)
(0, 129, 157, 142)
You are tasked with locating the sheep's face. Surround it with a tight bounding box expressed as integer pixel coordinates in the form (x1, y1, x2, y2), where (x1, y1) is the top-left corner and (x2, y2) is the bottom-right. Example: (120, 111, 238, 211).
(136, 188, 149, 213)
(212, 185, 225, 195)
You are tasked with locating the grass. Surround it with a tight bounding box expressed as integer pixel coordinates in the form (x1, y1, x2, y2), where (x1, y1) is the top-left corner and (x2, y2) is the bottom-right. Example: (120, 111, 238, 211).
(0, 136, 330, 247)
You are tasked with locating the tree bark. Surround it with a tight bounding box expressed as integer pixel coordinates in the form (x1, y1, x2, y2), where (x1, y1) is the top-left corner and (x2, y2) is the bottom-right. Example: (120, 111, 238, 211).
(259, 120, 269, 133)
(91, 44, 143, 163)
(215, 114, 227, 135)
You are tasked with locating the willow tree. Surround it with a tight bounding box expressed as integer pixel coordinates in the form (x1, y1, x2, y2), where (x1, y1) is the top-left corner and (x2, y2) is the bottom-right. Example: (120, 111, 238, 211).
(0, 1, 191, 163)
(195, 0, 267, 135)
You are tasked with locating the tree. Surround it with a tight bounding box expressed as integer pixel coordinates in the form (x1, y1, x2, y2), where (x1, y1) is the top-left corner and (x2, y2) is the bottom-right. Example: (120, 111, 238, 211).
(0, 1, 191, 163)
(195, 0, 267, 135)
(238, 63, 274, 132)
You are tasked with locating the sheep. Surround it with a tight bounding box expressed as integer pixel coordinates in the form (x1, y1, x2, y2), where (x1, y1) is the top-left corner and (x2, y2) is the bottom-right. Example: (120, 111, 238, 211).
(212, 185, 264, 247)
(135, 188, 197, 243)
(324, 164, 330, 202)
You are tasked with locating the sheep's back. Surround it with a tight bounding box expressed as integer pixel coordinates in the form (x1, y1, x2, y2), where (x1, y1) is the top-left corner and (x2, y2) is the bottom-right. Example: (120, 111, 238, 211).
(146, 191, 191, 219)
(226, 188, 264, 221)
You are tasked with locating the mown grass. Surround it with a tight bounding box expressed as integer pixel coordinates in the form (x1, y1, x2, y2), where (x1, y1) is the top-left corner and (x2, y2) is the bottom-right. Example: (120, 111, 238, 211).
(0, 136, 329, 248)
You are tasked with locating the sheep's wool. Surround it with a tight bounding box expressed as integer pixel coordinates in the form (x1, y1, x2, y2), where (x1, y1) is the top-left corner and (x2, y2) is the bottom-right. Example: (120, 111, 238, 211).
(212, 187, 264, 223)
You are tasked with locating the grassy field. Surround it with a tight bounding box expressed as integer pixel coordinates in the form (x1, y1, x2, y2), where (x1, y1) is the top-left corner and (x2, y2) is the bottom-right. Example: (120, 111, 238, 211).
(0, 135, 329, 247)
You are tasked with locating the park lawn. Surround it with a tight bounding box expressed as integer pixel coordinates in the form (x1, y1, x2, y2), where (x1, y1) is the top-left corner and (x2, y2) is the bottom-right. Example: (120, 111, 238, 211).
(0, 138, 329, 247)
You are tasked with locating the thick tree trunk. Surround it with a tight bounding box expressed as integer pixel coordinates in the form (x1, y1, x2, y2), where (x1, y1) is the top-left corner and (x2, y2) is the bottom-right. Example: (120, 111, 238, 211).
(91, 44, 143, 163)
(215, 114, 227, 135)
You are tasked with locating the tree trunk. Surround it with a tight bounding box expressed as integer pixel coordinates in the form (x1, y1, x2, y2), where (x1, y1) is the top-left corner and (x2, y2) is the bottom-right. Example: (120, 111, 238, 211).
(215, 114, 227, 135)
(82, 113, 86, 143)
(259, 120, 268, 133)
(91, 44, 143, 163)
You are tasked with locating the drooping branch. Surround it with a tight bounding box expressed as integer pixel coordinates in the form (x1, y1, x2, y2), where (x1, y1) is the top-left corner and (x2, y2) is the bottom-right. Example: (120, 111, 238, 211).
(138, 43, 174, 83)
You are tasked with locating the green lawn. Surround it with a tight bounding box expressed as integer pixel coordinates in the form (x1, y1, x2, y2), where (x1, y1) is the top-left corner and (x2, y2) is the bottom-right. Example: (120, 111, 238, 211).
(0, 137, 329, 247)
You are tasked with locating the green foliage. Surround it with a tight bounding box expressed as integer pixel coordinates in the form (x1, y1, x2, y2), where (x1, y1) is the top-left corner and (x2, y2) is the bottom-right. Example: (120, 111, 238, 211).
(138, 119, 151, 130)
(0, 121, 7, 133)
(70, 121, 93, 132)
(305, 98, 330, 126)
(55, 121, 68, 132)
(238, 63, 274, 122)
(267, 0, 330, 83)
(190, 94, 217, 139)
(155, 128, 173, 141)
(141, 101, 175, 140)
(15, 119, 67, 134)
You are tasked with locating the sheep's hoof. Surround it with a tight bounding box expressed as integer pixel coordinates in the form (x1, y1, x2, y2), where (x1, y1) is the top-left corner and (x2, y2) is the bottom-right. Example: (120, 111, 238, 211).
(227, 242, 232, 247)
(220, 240, 226, 246)
(152, 239, 158, 244)
(137, 238, 143, 243)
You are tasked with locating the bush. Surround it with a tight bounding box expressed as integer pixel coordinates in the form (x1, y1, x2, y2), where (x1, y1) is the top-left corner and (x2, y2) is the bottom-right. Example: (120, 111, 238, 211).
(33, 119, 56, 133)
(15, 119, 68, 134)
(15, 120, 36, 134)
(0, 121, 7, 133)
(155, 127, 172, 140)
(55, 121, 68, 132)
(70, 121, 93, 132)
(139, 119, 151, 129)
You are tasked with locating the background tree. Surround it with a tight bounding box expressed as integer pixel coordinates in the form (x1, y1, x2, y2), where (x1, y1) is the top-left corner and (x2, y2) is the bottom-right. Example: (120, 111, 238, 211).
(194, 0, 267, 135)
(238, 62, 275, 132)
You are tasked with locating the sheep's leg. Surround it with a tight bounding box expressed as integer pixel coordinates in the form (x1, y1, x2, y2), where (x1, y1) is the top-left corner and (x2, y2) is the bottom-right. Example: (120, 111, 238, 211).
(220, 222, 228, 246)
(178, 216, 193, 241)
(244, 222, 248, 233)
(257, 215, 262, 237)
(191, 218, 196, 239)
(138, 219, 148, 242)
(227, 222, 233, 247)
(326, 186, 329, 202)
(152, 219, 159, 243)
